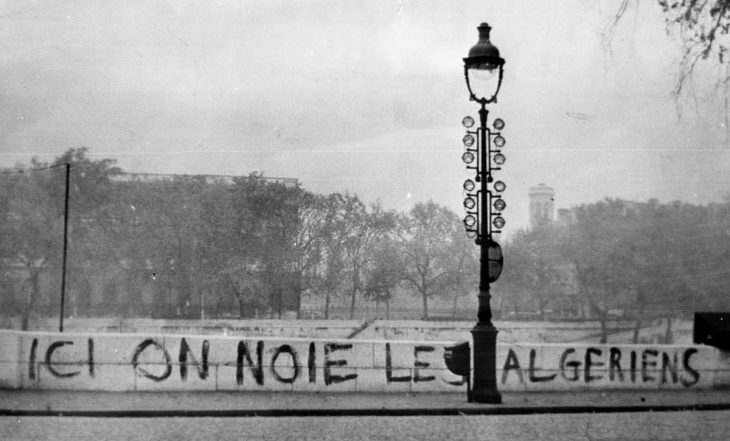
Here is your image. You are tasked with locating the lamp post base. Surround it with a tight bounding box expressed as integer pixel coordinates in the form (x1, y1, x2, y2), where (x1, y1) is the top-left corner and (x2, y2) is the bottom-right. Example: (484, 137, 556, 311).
(471, 324, 502, 404)
(471, 390, 502, 404)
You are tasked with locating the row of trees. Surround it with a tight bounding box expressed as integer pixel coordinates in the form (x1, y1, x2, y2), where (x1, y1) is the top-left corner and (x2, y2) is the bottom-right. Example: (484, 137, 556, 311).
(500, 198, 730, 342)
(2, 149, 729, 336)
(0, 149, 479, 328)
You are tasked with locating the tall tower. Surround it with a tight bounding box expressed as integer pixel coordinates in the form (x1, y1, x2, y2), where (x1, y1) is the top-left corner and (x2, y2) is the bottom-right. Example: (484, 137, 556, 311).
(528, 183, 554, 228)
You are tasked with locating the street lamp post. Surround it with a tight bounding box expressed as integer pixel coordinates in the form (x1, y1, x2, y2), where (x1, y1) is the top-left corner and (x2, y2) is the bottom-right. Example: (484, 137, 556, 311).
(59, 163, 70, 333)
(461, 22, 506, 403)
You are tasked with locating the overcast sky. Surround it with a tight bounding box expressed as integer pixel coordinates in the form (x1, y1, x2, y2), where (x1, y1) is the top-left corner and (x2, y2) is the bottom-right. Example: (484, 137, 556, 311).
(1, 0, 728, 231)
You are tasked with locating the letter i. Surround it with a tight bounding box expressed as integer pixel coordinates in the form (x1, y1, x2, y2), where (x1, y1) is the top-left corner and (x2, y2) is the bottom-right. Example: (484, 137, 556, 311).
(630, 351, 637, 383)
(308, 342, 316, 383)
(88, 339, 95, 377)
(29, 338, 38, 380)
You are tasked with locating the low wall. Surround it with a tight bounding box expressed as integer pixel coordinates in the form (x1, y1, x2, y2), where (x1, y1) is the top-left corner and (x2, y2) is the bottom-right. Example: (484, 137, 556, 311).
(5, 317, 695, 345)
(363, 320, 695, 345)
(0, 330, 728, 392)
(494, 343, 729, 391)
(0, 330, 464, 393)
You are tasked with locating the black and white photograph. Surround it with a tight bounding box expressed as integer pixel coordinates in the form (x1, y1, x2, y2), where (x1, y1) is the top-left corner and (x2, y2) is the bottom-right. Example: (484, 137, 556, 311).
(1, 1, 729, 440)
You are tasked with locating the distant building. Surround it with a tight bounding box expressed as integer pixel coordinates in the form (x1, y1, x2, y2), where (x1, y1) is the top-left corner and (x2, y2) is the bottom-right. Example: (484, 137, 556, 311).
(520, 184, 587, 319)
(0, 170, 301, 321)
(557, 208, 574, 225)
(528, 183, 554, 228)
(522, 187, 643, 320)
(112, 172, 298, 188)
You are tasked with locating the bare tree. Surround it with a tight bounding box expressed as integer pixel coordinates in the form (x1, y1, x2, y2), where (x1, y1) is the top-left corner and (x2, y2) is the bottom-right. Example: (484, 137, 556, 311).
(397, 201, 462, 320)
(608, 0, 730, 123)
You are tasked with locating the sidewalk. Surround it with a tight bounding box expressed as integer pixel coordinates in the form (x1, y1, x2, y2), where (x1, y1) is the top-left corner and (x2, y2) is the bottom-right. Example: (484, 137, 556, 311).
(2, 389, 730, 416)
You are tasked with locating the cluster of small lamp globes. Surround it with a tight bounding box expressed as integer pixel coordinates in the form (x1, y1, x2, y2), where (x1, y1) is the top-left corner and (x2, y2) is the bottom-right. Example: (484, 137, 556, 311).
(461, 116, 507, 242)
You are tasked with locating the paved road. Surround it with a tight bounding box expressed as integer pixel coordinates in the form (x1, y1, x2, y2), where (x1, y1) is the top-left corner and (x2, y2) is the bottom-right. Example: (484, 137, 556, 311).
(2, 410, 729, 441)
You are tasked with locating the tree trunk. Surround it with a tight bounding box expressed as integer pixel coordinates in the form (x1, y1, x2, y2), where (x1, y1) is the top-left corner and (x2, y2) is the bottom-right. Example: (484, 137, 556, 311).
(632, 316, 642, 344)
(452, 294, 458, 320)
(296, 288, 302, 319)
(198, 285, 204, 320)
(632, 300, 646, 344)
(269, 287, 275, 319)
(47, 278, 55, 317)
(664, 315, 674, 344)
(421, 290, 429, 320)
(375, 296, 380, 319)
(539, 298, 546, 321)
(177, 275, 193, 317)
(22, 269, 41, 331)
(278, 288, 282, 319)
(324, 290, 330, 320)
(597, 289, 609, 343)
(493, 298, 501, 321)
(349, 286, 356, 319)
(349, 275, 358, 320)
(597, 308, 608, 344)
(127, 271, 140, 318)
(235, 291, 245, 319)
(168, 287, 176, 318)
(599, 319, 607, 343)
(632, 289, 646, 344)
(386, 294, 390, 320)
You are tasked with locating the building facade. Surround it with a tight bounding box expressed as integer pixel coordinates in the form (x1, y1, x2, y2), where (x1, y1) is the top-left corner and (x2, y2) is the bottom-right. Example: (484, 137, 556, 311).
(528, 183, 555, 228)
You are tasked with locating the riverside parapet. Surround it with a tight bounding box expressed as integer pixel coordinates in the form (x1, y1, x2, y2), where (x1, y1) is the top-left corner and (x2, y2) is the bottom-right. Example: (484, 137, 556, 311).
(0, 330, 728, 392)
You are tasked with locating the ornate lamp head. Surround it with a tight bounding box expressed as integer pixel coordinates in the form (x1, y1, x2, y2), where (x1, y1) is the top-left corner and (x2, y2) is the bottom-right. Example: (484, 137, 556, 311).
(463, 23, 505, 105)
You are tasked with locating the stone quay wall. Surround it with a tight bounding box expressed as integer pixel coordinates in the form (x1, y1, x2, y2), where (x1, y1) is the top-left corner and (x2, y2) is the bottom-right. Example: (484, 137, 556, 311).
(0, 330, 728, 393)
